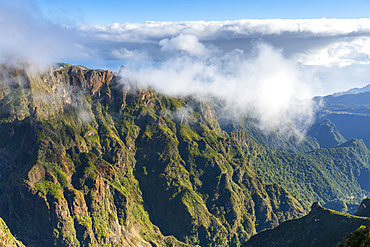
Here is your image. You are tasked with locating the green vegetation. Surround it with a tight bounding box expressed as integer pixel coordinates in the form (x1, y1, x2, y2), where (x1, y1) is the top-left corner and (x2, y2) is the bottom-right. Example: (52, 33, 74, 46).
(232, 128, 370, 210)
(338, 225, 370, 247)
(1, 63, 370, 247)
(0, 64, 306, 246)
(355, 198, 370, 217)
(307, 119, 347, 148)
(244, 202, 370, 247)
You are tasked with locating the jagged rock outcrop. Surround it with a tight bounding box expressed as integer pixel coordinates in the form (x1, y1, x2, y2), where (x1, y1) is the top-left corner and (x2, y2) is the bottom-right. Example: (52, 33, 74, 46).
(355, 198, 370, 217)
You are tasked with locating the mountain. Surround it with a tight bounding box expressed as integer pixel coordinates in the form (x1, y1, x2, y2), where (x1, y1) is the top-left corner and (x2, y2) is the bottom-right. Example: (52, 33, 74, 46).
(233, 128, 370, 210)
(216, 110, 320, 153)
(332, 83, 370, 97)
(0, 63, 305, 246)
(315, 91, 370, 148)
(323, 199, 359, 214)
(337, 198, 370, 246)
(244, 202, 370, 247)
(321, 91, 370, 106)
(306, 119, 346, 149)
(354, 198, 370, 217)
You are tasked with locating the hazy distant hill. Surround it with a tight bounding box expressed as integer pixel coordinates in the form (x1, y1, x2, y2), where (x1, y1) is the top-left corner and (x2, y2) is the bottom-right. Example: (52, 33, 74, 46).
(315, 91, 370, 148)
(216, 112, 320, 153)
(332, 83, 370, 97)
(307, 119, 346, 149)
(233, 128, 370, 210)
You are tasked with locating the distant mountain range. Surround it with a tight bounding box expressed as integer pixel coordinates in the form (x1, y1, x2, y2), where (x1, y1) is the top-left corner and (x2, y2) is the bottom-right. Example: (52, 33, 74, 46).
(332, 83, 370, 97)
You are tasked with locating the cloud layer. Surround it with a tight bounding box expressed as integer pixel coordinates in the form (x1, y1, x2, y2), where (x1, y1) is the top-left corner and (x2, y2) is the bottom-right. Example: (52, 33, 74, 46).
(78, 19, 370, 68)
(120, 42, 317, 133)
(2, 2, 370, 72)
(2, 2, 370, 134)
(0, 0, 82, 67)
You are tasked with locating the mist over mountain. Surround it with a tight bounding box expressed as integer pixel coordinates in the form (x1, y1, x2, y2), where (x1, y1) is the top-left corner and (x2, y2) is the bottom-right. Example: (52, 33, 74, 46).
(332, 83, 370, 97)
(120, 41, 318, 138)
(3, 1, 370, 95)
(0, 62, 369, 247)
(3, 2, 370, 246)
(0, 63, 310, 246)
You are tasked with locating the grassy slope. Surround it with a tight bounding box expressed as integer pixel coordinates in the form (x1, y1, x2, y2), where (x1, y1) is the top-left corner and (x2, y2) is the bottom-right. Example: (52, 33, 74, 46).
(232, 129, 370, 211)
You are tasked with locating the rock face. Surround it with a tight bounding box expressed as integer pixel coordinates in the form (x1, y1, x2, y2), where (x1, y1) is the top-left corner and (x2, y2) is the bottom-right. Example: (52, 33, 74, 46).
(0, 63, 305, 246)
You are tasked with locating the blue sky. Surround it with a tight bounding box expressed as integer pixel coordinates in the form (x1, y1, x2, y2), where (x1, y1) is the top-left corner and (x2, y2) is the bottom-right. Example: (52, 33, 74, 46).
(36, 0, 370, 25)
(1, 0, 370, 131)
(2, 0, 370, 97)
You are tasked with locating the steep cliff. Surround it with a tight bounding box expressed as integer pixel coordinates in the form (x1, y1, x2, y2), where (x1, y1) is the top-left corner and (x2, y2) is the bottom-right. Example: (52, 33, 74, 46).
(0, 63, 305, 246)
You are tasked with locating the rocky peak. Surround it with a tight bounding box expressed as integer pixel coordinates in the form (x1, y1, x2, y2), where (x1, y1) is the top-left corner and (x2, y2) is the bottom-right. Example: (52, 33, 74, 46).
(355, 198, 370, 217)
(0, 63, 307, 247)
(310, 201, 324, 214)
(53, 64, 114, 95)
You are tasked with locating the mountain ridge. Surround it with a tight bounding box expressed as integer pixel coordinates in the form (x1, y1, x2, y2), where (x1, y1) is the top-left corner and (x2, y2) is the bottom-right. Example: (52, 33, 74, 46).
(0, 63, 305, 246)
(244, 201, 370, 247)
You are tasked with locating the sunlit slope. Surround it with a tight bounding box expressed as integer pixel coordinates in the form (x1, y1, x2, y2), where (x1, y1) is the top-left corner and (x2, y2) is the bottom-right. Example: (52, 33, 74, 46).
(0, 64, 304, 247)
(233, 129, 370, 210)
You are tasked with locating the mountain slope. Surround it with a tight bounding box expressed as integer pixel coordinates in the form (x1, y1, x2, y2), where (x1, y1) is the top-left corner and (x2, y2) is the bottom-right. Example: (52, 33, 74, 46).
(332, 83, 370, 97)
(0, 217, 25, 247)
(315, 91, 370, 148)
(244, 202, 370, 247)
(0, 63, 305, 247)
(217, 112, 320, 153)
(306, 119, 346, 148)
(354, 198, 370, 217)
(232, 129, 370, 210)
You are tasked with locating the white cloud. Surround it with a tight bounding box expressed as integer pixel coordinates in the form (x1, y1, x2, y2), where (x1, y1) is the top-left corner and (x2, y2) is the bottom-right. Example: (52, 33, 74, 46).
(111, 48, 148, 60)
(0, 0, 82, 67)
(294, 37, 370, 67)
(77, 19, 370, 69)
(79, 18, 370, 42)
(159, 34, 206, 56)
(2, 2, 370, 100)
(121, 42, 316, 132)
